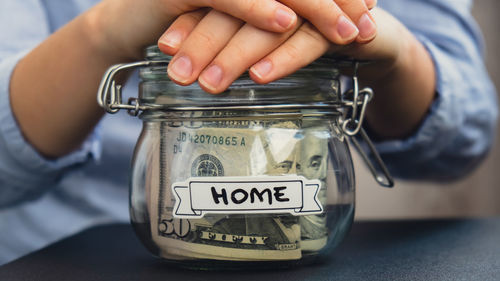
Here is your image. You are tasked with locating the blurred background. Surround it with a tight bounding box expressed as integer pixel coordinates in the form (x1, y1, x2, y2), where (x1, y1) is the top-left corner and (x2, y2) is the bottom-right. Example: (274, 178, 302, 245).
(355, 0, 500, 220)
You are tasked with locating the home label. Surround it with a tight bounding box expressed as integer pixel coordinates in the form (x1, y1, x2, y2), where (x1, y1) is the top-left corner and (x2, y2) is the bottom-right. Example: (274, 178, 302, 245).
(172, 176, 323, 218)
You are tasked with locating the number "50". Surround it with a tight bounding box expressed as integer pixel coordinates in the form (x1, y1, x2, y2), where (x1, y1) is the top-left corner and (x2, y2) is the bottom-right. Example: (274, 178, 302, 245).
(158, 218, 191, 238)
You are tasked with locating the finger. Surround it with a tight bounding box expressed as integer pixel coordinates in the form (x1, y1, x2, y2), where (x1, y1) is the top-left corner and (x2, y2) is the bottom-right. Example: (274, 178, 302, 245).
(177, 0, 298, 33)
(249, 23, 330, 84)
(278, 0, 376, 44)
(197, 20, 302, 94)
(166, 10, 243, 85)
(158, 9, 208, 55)
(327, 8, 400, 63)
(335, 0, 377, 42)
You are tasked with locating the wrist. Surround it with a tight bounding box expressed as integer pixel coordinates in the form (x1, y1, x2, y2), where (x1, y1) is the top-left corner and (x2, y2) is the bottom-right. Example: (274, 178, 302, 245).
(83, 1, 176, 62)
(363, 30, 436, 139)
(81, 1, 157, 62)
(358, 11, 409, 84)
(80, 3, 130, 63)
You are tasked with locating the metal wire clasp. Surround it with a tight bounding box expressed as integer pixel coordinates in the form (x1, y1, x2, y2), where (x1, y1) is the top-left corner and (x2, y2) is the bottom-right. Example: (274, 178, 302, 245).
(340, 62, 394, 187)
(97, 60, 169, 116)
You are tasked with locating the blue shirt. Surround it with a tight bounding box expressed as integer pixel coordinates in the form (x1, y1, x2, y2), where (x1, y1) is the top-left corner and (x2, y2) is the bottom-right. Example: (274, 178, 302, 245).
(0, 0, 497, 265)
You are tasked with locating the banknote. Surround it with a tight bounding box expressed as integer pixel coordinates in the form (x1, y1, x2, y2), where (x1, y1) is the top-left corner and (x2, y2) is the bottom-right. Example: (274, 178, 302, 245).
(296, 127, 329, 252)
(149, 119, 305, 261)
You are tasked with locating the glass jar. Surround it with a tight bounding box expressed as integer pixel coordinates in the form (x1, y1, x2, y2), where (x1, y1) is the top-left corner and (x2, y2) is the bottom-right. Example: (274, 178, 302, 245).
(98, 46, 392, 269)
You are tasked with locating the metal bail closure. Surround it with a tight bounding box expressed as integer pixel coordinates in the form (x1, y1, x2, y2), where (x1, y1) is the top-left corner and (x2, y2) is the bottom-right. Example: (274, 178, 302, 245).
(97, 60, 169, 116)
(341, 62, 394, 188)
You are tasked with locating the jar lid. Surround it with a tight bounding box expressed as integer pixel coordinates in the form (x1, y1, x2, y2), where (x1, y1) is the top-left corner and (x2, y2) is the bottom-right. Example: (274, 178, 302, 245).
(138, 46, 342, 108)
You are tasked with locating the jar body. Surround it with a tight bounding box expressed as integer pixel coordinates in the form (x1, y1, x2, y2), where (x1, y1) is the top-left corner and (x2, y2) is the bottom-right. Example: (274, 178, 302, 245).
(130, 112, 355, 269)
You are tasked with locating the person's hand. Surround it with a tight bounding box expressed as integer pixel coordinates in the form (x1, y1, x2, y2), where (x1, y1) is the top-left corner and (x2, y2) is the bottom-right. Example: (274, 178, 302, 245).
(158, 0, 378, 92)
(157, 5, 436, 140)
(91, 0, 301, 60)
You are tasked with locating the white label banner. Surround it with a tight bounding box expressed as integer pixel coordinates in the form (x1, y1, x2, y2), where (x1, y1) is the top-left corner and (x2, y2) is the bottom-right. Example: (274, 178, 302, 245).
(172, 176, 323, 218)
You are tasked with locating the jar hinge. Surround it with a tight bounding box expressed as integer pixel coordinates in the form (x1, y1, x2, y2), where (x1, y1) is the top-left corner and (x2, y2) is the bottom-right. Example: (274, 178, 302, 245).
(340, 62, 394, 188)
(97, 61, 168, 116)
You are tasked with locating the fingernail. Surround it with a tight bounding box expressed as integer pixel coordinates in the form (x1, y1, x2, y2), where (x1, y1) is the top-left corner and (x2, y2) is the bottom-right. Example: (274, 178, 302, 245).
(251, 59, 273, 79)
(358, 13, 376, 40)
(168, 56, 192, 83)
(199, 64, 223, 91)
(275, 8, 296, 29)
(159, 30, 182, 49)
(337, 15, 359, 40)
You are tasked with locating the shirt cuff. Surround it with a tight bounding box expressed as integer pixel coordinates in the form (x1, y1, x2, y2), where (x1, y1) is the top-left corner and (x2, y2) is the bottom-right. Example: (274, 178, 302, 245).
(0, 51, 101, 180)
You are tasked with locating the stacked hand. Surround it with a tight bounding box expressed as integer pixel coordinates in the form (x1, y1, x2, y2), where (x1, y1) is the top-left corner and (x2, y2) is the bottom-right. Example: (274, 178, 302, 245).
(156, 0, 379, 93)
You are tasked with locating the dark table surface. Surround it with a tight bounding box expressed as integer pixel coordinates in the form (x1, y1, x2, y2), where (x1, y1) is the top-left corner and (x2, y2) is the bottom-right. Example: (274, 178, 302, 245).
(1, 218, 499, 281)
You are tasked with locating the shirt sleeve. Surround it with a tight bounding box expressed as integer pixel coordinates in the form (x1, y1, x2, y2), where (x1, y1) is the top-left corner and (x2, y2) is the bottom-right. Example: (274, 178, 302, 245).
(372, 0, 498, 181)
(0, 0, 101, 208)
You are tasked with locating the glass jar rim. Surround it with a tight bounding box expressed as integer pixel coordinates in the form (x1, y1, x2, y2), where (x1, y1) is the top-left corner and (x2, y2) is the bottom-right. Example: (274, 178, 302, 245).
(139, 46, 345, 109)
